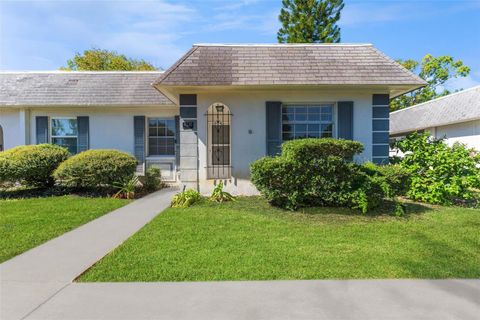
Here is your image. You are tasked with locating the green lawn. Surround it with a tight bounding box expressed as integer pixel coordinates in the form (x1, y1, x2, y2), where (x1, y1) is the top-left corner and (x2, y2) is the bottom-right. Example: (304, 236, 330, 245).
(79, 197, 480, 281)
(0, 195, 129, 262)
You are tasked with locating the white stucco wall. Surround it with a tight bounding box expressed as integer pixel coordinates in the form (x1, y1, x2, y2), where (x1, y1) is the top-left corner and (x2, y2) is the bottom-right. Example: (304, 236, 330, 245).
(429, 119, 480, 151)
(27, 107, 177, 153)
(0, 109, 26, 149)
(193, 88, 378, 194)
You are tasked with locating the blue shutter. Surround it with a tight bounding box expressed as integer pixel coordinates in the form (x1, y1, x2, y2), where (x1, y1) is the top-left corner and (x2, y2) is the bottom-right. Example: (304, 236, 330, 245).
(175, 115, 180, 169)
(134, 116, 145, 172)
(266, 101, 282, 156)
(36, 116, 49, 144)
(337, 101, 353, 140)
(77, 116, 89, 153)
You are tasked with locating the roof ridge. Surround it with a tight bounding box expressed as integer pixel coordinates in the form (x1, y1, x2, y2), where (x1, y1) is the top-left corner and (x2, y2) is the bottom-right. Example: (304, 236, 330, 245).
(193, 43, 373, 47)
(390, 85, 480, 114)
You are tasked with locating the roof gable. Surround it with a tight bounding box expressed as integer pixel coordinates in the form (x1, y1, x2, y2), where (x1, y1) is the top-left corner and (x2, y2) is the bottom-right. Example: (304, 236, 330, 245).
(154, 44, 427, 87)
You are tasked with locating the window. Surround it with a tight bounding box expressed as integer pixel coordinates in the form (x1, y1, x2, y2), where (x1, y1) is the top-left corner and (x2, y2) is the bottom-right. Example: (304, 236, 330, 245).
(51, 118, 78, 154)
(282, 104, 334, 141)
(148, 118, 175, 156)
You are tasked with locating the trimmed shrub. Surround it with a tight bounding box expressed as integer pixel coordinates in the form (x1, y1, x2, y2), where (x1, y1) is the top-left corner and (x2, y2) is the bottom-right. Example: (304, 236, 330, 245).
(362, 162, 411, 197)
(281, 138, 364, 162)
(142, 167, 162, 192)
(54, 149, 137, 188)
(251, 138, 385, 212)
(394, 132, 480, 205)
(0, 144, 69, 187)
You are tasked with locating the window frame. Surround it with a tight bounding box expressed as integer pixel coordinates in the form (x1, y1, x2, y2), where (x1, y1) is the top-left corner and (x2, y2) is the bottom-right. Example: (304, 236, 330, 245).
(146, 117, 176, 157)
(281, 103, 337, 141)
(49, 116, 78, 153)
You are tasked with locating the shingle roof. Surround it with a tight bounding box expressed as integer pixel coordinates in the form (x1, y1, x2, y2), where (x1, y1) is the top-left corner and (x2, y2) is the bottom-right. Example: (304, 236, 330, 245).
(154, 44, 427, 88)
(0, 71, 174, 106)
(390, 85, 480, 135)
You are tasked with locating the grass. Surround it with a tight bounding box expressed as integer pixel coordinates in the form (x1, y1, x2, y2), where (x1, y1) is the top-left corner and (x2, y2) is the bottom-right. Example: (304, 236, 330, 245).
(0, 195, 129, 262)
(79, 197, 480, 281)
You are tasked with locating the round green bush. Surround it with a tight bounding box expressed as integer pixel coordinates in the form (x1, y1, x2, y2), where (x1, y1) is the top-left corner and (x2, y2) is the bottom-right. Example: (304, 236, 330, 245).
(53, 149, 137, 188)
(0, 144, 69, 187)
(251, 139, 385, 213)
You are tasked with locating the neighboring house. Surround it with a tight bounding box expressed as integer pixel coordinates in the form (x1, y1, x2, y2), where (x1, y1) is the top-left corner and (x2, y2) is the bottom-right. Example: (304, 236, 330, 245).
(0, 43, 425, 194)
(390, 85, 480, 151)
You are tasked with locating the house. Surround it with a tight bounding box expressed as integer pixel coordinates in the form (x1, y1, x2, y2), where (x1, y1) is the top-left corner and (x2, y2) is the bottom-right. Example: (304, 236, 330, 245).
(0, 43, 426, 194)
(390, 85, 480, 151)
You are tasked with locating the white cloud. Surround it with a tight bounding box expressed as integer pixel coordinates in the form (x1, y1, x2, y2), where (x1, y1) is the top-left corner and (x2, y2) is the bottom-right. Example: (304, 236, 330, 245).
(0, 0, 196, 70)
(444, 75, 480, 91)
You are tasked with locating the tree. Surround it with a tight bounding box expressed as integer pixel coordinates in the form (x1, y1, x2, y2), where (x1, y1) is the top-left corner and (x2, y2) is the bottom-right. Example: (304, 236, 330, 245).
(60, 48, 157, 71)
(391, 54, 470, 111)
(278, 0, 344, 43)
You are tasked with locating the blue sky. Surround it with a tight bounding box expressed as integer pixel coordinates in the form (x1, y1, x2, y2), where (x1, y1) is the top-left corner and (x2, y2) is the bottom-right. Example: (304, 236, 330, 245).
(1, 0, 479, 90)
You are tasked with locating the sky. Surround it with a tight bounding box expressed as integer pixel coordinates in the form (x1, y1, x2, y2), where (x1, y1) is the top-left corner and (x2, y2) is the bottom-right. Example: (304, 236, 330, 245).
(0, 0, 479, 90)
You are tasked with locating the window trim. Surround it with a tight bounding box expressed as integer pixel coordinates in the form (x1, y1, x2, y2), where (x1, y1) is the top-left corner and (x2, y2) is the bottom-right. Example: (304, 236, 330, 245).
(281, 103, 337, 141)
(146, 117, 176, 157)
(49, 116, 78, 153)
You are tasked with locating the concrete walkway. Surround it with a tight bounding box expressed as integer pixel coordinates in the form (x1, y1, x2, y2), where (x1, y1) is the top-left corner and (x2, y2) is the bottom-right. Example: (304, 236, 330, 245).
(16, 280, 480, 320)
(0, 187, 177, 320)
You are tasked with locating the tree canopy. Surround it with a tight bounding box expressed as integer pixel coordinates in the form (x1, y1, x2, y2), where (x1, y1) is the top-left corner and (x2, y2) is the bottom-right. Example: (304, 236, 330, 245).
(391, 54, 470, 111)
(60, 48, 157, 71)
(278, 0, 344, 43)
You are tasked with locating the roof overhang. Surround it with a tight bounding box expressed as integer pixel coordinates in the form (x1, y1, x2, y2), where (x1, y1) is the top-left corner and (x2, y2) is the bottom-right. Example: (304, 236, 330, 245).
(153, 83, 426, 105)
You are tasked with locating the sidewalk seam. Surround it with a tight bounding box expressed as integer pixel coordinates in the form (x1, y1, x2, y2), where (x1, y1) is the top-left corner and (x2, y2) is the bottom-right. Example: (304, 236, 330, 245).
(20, 282, 71, 320)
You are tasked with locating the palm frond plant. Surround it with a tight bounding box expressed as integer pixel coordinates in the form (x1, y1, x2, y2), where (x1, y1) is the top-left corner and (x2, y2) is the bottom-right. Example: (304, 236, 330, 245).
(113, 175, 139, 199)
(209, 181, 235, 202)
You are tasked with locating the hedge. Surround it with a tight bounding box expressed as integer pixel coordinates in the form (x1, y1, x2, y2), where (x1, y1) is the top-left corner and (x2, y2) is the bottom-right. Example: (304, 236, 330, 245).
(0, 144, 69, 187)
(251, 138, 384, 212)
(54, 149, 137, 188)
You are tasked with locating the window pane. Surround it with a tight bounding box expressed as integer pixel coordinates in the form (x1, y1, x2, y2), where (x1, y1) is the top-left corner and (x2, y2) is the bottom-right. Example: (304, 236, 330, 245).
(308, 132, 320, 138)
(282, 124, 293, 132)
(308, 113, 320, 121)
(321, 106, 332, 114)
(51, 119, 77, 136)
(52, 137, 77, 154)
(149, 119, 157, 128)
(307, 124, 320, 132)
(158, 122, 166, 136)
(321, 114, 332, 122)
(148, 138, 158, 155)
(295, 107, 307, 114)
(308, 106, 320, 114)
(282, 106, 294, 114)
(322, 124, 333, 132)
(295, 132, 307, 139)
(166, 120, 175, 136)
(295, 124, 307, 132)
(282, 132, 294, 140)
(282, 114, 293, 121)
(295, 113, 306, 121)
(149, 127, 157, 137)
